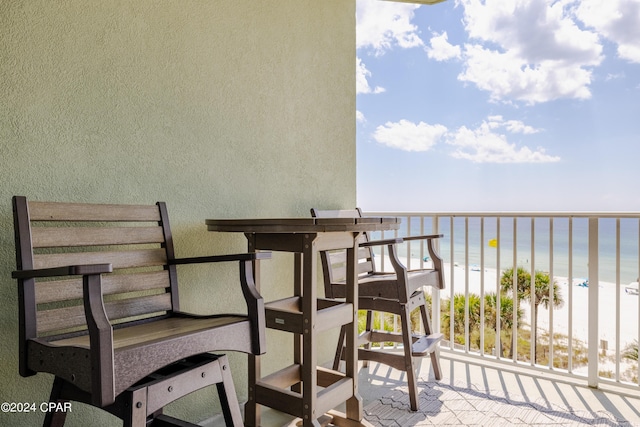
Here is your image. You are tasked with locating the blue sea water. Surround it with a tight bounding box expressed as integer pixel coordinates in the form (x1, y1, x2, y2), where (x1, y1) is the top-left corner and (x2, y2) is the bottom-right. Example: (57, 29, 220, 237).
(372, 216, 640, 286)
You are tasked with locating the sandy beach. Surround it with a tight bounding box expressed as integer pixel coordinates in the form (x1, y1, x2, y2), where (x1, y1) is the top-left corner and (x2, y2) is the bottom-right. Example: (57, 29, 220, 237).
(440, 262, 640, 351)
(385, 255, 640, 352)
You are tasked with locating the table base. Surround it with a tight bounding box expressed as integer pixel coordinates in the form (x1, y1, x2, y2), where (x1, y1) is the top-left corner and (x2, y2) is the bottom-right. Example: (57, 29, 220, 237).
(280, 410, 375, 427)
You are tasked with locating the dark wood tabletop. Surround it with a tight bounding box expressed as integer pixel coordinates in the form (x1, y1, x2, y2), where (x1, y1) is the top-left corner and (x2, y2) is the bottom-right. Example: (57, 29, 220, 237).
(205, 216, 400, 234)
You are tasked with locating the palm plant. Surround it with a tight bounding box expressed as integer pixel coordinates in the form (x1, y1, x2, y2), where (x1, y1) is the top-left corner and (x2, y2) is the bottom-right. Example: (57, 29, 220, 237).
(441, 293, 481, 346)
(500, 267, 564, 362)
(482, 292, 522, 356)
(441, 292, 522, 355)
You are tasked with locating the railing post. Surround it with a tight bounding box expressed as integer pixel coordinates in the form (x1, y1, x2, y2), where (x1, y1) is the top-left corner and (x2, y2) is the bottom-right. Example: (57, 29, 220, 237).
(465, 217, 470, 352)
(588, 217, 599, 388)
(432, 215, 441, 342)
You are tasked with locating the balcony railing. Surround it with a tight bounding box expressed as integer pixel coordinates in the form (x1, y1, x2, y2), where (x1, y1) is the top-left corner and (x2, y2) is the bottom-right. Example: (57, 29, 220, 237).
(364, 211, 640, 392)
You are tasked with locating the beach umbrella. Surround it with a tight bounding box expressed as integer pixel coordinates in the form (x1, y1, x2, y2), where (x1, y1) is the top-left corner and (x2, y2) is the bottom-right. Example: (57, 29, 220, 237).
(488, 238, 498, 248)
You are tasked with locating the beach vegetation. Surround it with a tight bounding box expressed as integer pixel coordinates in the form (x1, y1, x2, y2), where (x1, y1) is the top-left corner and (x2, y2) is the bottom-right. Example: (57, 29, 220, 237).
(536, 331, 589, 369)
(438, 291, 592, 368)
(357, 305, 430, 348)
(500, 267, 564, 363)
(481, 292, 521, 357)
(623, 339, 638, 361)
(571, 341, 590, 369)
(440, 293, 480, 345)
(357, 290, 598, 375)
(440, 292, 522, 356)
(599, 369, 614, 379)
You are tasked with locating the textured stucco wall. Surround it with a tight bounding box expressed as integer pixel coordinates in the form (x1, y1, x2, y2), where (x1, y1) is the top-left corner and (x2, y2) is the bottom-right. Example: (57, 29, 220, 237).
(0, 1, 355, 425)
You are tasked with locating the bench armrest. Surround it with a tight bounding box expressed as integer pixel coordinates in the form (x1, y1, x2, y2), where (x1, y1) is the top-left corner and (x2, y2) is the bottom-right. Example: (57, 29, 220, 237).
(13, 262, 115, 405)
(238, 259, 266, 354)
(402, 233, 443, 241)
(358, 234, 442, 248)
(359, 237, 404, 247)
(12, 264, 113, 279)
(363, 233, 446, 292)
(13, 263, 116, 405)
(168, 252, 271, 266)
(404, 234, 445, 290)
(170, 252, 270, 355)
(13, 264, 116, 405)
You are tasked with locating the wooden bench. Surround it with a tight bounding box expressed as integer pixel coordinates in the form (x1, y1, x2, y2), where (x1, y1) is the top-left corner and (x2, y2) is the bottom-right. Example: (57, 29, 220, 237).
(12, 196, 269, 427)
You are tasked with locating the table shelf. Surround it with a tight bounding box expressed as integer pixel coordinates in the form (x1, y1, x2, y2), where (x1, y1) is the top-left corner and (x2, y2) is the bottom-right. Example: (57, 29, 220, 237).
(265, 297, 353, 334)
(255, 364, 352, 419)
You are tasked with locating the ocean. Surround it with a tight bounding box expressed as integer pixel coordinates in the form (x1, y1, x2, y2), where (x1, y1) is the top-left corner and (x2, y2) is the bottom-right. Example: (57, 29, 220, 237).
(371, 215, 640, 286)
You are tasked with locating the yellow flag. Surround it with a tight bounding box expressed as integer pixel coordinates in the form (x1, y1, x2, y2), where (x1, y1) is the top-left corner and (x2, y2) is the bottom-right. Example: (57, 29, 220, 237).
(488, 239, 498, 248)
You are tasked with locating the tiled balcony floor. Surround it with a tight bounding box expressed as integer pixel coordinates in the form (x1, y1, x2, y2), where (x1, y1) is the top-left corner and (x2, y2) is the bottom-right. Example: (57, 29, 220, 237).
(358, 351, 640, 426)
(207, 351, 640, 426)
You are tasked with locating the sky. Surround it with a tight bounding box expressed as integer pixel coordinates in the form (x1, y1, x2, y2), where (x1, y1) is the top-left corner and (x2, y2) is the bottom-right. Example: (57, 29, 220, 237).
(355, 0, 640, 212)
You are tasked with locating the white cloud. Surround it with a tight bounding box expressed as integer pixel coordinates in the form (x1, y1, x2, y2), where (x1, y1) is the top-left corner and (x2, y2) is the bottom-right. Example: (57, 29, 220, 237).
(487, 115, 542, 134)
(447, 117, 559, 163)
(356, 110, 366, 123)
(356, 57, 385, 95)
(356, 0, 423, 55)
(574, 0, 640, 64)
(371, 116, 549, 160)
(461, 44, 595, 104)
(426, 31, 462, 61)
(605, 72, 626, 81)
(456, 0, 603, 104)
(373, 120, 448, 152)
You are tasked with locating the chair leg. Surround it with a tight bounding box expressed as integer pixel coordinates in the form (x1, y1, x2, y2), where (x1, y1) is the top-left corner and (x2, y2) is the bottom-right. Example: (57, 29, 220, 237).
(400, 305, 419, 411)
(215, 355, 244, 427)
(335, 310, 374, 371)
(419, 301, 442, 380)
(362, 310, 374, 368)
(42, 377, 68, 427)
(332, 325, 347, 371)
(419, 298, 432, 335)
(120, 387, 150, 427)
(429, 351, 442, 381)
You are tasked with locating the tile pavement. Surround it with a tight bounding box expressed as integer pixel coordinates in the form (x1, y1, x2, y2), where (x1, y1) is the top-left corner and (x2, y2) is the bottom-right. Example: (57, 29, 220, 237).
(362, 375, 639, 426)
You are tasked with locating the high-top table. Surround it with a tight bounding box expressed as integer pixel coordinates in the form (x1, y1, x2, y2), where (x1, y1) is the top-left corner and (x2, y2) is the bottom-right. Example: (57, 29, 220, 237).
(206, 217, 400, 427)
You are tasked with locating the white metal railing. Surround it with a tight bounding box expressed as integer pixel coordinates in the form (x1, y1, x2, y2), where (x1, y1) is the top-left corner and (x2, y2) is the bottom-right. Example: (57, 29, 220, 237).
(364, 211, 640, 392)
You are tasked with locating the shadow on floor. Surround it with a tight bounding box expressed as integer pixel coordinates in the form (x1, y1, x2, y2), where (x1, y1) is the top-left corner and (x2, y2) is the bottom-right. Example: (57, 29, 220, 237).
(357, 354, 640, 426)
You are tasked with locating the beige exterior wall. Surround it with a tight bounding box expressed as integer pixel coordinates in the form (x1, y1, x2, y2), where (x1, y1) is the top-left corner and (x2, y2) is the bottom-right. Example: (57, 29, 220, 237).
(0, 1, 355, 425)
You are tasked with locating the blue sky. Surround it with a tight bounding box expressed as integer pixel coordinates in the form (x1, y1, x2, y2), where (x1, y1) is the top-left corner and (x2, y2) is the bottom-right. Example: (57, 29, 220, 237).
(356, 0, 640, 212)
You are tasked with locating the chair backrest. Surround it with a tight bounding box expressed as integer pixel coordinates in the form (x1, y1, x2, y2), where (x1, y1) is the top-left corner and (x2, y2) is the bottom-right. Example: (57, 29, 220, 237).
(13, 196, 179, 348)
(310, 208, 376, 298)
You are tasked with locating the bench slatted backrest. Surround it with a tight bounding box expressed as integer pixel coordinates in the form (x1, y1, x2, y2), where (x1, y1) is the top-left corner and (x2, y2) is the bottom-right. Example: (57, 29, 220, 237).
(310, 208, 376, 298)
(13, 196, 178, 340)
